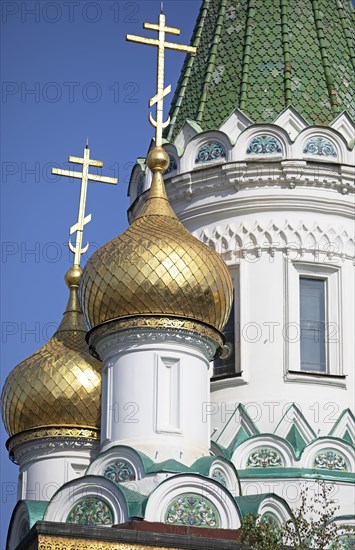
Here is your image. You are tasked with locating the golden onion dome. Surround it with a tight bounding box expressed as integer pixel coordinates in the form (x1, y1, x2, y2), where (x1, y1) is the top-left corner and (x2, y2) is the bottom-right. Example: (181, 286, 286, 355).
(1, 266, 101, 442)
(80, 148, 233, 343)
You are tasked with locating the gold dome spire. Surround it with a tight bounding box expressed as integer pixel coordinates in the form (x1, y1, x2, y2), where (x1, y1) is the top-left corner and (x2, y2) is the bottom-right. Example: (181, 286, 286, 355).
(80, 14, 232, 350)
(1, 267, 102, 448)
(79, 147, 233, 348)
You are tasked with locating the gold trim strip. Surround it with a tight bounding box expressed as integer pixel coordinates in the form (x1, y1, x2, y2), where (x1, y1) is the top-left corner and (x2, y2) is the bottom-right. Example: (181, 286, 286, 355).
(88, 315, 224, 350)
(38, 535, 183, 550)
(7, 426, 100, 452)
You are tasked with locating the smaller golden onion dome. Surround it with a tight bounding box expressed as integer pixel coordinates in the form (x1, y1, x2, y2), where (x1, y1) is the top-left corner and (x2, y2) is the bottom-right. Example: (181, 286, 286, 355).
(1, 267, 102, 442)
(80, 148, 233, 342)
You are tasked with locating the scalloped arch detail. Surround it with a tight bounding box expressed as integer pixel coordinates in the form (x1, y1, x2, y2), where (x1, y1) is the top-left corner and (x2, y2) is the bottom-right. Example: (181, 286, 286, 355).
(198, 222, 354, 261)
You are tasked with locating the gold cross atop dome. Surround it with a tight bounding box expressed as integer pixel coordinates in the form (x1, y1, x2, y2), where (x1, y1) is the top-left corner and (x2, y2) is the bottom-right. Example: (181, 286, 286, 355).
(126, 9, 196, 147)
(52, 140, 118, 267)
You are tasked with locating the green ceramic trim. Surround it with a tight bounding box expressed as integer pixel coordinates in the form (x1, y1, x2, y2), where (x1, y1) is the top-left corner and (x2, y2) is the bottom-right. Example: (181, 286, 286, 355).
(239, 467, 355, 483)
(166, 0, 211, 142)
(24, 500, 48, 527)
(336, 1, 355, 71)
(311, 0, 338, 113)
(239, 0, 255, 111)
(280, 0, 292, 105)
(235, 493, 294, 518)
(329, 409, 355, 444)
(197, 0, 227, 123)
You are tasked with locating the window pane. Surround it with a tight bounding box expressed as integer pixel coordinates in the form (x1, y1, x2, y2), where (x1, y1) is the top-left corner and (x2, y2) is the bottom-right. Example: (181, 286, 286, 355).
(213, 297, 236, 377)
(300, 278, 326, 372)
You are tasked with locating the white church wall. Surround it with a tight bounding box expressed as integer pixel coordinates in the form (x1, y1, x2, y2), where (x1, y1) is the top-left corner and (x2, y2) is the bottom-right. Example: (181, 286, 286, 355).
(92, 328, 218, 464)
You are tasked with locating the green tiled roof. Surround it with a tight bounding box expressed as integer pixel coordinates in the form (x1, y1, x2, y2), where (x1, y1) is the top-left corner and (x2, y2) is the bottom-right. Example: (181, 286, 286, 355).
(166, 0, 355, 140)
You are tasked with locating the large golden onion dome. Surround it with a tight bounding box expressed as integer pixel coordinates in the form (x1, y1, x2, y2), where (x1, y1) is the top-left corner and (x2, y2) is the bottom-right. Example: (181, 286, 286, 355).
(1, 266, 101, 445)
(80, 148, 233, 345)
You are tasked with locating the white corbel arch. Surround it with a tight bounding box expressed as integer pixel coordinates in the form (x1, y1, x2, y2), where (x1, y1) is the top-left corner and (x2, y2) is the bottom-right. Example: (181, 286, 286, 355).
(44, 475, 129, 525)
(300, 439, 355, 471)
(294, 126, 350, 164)
(144, 473, 241, 529)
(232, 435, 295, 469)
(86, 445, 145, 483)
(234, 124, 292, 161)
(181, 130, 232, 174)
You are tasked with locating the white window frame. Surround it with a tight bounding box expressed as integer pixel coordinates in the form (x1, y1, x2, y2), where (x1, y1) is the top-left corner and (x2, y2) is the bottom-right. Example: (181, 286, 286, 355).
(212, 265, 248, 389)
(284, 261, 344, 386)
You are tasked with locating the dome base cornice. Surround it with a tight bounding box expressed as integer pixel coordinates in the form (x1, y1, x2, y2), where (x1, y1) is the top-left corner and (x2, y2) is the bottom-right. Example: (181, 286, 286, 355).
(7, 425, 100, 459)
(87, 315, 224, 360)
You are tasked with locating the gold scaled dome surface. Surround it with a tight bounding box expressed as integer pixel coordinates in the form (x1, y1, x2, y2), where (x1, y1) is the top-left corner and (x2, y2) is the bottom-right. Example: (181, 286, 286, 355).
(80, 148, 233, 334)
(1, 267, 101, 438)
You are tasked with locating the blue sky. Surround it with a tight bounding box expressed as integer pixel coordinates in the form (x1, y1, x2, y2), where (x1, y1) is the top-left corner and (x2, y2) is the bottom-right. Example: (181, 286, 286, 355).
(0, 1, 200, 544)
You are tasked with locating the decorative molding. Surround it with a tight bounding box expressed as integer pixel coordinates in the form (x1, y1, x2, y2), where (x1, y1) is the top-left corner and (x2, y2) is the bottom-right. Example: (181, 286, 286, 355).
(208, 458, 241, 497)
(219, 108, 253, 145)
(195, 142, 226, 163)
(212, 403, 259, 451)
(89, 318, 221, 361)
(174, 119, 203, 154)
(330, 112, 355, 146)
(67, 497, 114, 526)
(197, 221, 355, 261)
(154, 356, 182, 434)
(211, 468, 227, 487)
(300, 439, 354, 471)
(103, 461, 136, 483)
(37, 537, 174, 550)
(273, 107, 309, 141)
(87, 446, 143, 482)
(313, 450, 349, 471)
(257, 497, 293, 526)
(144, 474, 241, 529)
(329, 410, 355, 445)
(164, 160, 354, 210)
(44, 476, 129, 526)
(274, 404, 316, 455)
(8, 426, 99, 455)
(165, 493, 220, 528)
(11, 437, 98, 464)
(246, 448, 284, 468)
(303, 136, 337, 158)
(232, 436, 295, 469)
(246, 135, 282, 155)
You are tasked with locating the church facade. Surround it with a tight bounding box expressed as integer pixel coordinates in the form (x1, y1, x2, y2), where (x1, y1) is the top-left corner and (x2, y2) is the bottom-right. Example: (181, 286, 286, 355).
(2, 1, 354, 549)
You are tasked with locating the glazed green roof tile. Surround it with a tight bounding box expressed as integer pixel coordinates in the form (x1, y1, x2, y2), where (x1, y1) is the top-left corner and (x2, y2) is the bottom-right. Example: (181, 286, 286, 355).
(235, 494, 293, 518)
(24, 500, 48, 527)
(343, 430, 354, 445)
(117, 485, 147, 518)
(285, 425, 308, 458)
(166, 0, 355, 141)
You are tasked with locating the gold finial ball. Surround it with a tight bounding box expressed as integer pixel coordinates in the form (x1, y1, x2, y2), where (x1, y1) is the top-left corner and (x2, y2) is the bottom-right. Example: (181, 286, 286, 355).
(147, 147, 170, 173)
(65, 265, 83, 288)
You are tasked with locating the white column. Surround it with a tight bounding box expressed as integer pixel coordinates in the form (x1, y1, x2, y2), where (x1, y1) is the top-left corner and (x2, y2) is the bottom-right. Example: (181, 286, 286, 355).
(94, 328, 218, 465)
(11, 438, 99, 502)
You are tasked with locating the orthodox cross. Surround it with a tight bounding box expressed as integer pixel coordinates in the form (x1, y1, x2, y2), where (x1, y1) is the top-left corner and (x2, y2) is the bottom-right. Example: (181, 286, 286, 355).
(52, 140, 118, 266)
(126, 8, 196, 147)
